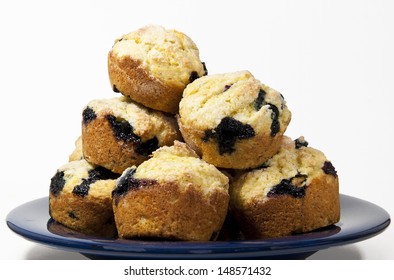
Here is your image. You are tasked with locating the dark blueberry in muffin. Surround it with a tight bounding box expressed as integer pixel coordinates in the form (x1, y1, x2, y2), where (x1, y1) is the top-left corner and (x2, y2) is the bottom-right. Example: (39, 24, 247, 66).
(294, 137, 309, 149)
(136, 137, 159, 156)
(72, 167, 117, 198)
(106, 114, 160, 156)
(189, 71, 199, 83)
(112, 167, 157, 205)
(89, 166, 118, 180)
(322, 161, 337, 177)
(268, 104, 280, 136)
(254, 89, 266, 111)
(72, 179, 91, 197)
(267, 178, 306, 198)
(82, 107, 97, 125)
(50, 171, 66, 196)
(223, 84, 233, 92)
(112, 84, 120, 93)
(203, 117, 255, 155)
(253, 89, 280, 136)
(202, 62, 208, 76)
(106, 115, 139, 143)
(112, 167, 136, 199)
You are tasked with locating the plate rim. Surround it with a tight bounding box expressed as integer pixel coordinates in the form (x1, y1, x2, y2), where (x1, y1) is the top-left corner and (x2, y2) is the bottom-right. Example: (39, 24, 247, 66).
(6, 194, 391, 259)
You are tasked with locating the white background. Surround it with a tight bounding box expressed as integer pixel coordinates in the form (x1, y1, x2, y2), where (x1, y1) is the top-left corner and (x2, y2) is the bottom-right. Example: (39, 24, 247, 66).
(0, 0, 393, 261)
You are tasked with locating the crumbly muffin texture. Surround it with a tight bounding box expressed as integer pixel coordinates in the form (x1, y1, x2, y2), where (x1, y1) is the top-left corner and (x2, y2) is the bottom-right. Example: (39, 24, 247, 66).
(230, 136, 340, 238)
(68, 136, 83, 162)
(82, 96, 182, 174)
(178, 70, 291, 169)
(108, 24, 206, 113)
(112, 141, 230, 241)
(49, 159, 119, 237)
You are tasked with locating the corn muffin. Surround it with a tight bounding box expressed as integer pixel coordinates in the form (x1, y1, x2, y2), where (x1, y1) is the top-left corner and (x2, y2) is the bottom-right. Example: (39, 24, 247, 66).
(178, 70, 291, 169)
(108, 24, 207, 113)
(49, 159, 119, 237)
(82, 96, 182, 174)
(230, 136, 340, 239)
(111, 141, 229, 241)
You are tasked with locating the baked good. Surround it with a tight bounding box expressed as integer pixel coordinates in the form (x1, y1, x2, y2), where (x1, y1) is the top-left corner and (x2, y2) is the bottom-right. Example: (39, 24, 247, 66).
(178, 70, 291, 169)
(68, 136, 83, 162)
(229, 136, 340, 239)
(82, 96, 182, 174)
(108, 24, 207, 113)
(111, 141, 229, 241)
(49, 159, 119, 237)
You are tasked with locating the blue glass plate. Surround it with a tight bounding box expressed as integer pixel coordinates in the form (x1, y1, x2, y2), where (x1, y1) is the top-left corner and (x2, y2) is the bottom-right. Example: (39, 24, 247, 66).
(6, 194, 390, 259)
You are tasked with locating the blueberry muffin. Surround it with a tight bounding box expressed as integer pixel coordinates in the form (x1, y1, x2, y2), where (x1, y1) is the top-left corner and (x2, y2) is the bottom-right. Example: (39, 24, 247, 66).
(82, 96, 182, 174)
(108, 24, 207, 113)
(112, 141, 229, 241)
(229, 136, 340, 239)
(178, 70, 291, 169)
(68, 136, 83, 162)
(49, 159, 119, 237)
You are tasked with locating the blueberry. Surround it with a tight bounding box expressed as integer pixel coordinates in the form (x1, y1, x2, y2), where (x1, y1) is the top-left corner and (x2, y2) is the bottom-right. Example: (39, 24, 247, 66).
(135, 137, 159, 156)
(106, 114, 159, 156)
(189, 71, 199, 83)
(112, 168, 157, 205)
(89, 166, 118, 180)
(253, 89, 281, 136)
(294, 137, 309, 149)
(203, 117, 255, 155)
(72, 166, 118, 197)
(106, 115, 138, 143)
(112, 84, 120, 93)
(82, 107, 97, 125)
(112, 168, 137, 198)
(223, 84, 233, 92)
(268, 104, 280, 136)
(50, 171, 66, 196)
(254, 89, 266, 111)
(72, 179, 91, 197)
(267, 178, 306, 198)
(202, 62, 208, 76)
(322, 161, 337, 177)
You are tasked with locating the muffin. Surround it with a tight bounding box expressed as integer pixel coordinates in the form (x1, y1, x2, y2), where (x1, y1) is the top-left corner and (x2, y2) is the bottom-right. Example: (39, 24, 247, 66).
(49, 159, 119, 237)
(108, 24, 207, 113)
(82, 96, 182, 174)
(112, 141, 229, 241)
(178, 70, 291, 169)
(68, 136, 83, 162)
(229, 136, 340, 239)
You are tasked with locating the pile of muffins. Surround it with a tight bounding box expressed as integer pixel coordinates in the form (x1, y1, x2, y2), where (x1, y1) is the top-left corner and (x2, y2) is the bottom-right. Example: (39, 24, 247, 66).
(49, 24, 340, 241)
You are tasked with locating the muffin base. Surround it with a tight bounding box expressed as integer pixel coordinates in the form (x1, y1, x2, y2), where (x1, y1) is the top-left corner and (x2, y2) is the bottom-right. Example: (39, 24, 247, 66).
(231, 175, 340, 239)
(49, 193, 117, 238)
(113, 181, 229, 241)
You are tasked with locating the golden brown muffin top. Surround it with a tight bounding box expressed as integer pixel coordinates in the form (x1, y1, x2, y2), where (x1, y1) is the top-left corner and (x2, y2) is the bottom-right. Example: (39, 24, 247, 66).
(110, 24, 205, 89)
(179, 70, 291, 135)
(118, 141, 229, 196)
(84, 96, 181, 144)
(50, 159, 117, 199)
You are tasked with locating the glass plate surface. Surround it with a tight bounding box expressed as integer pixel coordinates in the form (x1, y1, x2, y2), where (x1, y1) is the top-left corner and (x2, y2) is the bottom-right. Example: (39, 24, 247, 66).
(6, 194, 390, 259)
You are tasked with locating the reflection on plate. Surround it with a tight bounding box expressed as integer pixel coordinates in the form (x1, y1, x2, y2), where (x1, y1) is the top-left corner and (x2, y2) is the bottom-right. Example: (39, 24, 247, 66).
(6, 194, 390, 259)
